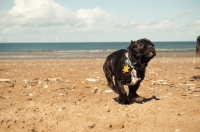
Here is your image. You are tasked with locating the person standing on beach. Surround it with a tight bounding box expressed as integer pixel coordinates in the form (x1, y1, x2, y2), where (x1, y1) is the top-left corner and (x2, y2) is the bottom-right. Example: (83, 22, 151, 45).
(193, 36, 200, 63)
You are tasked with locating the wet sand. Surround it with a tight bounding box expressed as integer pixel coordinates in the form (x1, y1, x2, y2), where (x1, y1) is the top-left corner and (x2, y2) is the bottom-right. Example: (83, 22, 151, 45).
(0, 53, 200, 132)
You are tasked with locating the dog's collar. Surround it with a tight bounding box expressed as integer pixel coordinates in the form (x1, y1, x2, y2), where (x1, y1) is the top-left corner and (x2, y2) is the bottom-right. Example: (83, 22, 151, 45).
(125, 52, 135, 68)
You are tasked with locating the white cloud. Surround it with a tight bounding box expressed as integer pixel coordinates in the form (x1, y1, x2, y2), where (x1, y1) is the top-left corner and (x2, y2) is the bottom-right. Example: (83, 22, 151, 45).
(156, 19, 170, 28)
(0, 0, 86, 34)
(146, 19, 159, 25)
(195, 19, 200, 25)
(0, 0, 199, 42)
(138, 19, 171, 32)
(76, 7, 137, 33)
(171, 10, 193, 20)
(76, 7, 117, 32)
(195, 19, 200, 30)
(137, 9, 198, 34)
(116, 20, 137, 28)
(76, 7, 117, 25)
(0, 1, 137, 35)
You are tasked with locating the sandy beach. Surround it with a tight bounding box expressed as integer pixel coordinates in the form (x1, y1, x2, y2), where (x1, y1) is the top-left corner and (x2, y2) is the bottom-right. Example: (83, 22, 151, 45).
(0, 54, 200, 132)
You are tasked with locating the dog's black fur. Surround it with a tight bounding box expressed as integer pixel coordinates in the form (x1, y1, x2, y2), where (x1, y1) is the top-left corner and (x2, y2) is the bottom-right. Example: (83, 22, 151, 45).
(103, 38, 156, 104)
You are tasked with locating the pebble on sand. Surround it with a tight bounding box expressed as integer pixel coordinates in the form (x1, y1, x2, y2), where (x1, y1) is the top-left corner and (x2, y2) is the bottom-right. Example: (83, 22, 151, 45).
(104, 90, 113, 94)
(86, 78, 97, 82)
(0, 79, 11, 82)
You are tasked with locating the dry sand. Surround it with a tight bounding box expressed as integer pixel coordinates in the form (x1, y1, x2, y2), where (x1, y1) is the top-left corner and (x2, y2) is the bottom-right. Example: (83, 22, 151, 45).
(0, 56, 200, 132)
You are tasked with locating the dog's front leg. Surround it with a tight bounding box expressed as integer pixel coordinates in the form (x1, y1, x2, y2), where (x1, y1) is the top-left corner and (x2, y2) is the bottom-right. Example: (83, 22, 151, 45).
(114, 79, 127, 104)
(127, 82, 143, 103)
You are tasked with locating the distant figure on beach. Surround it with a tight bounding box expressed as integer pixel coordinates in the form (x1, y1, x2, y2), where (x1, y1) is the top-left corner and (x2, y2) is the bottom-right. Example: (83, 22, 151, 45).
(193, 36, 200, 63)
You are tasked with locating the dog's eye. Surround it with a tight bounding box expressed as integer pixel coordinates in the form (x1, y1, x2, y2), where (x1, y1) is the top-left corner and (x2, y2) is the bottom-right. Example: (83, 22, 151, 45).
(139, 43, 143, 46)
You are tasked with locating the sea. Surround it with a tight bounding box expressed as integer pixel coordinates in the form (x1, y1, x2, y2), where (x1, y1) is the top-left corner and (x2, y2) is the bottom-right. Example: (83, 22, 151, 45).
(0, 41, 196, 59)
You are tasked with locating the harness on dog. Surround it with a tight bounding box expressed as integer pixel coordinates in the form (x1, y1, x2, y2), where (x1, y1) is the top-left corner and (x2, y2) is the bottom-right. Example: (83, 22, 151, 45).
(124, 52, 141, 85)
(125, 52, 134, 68)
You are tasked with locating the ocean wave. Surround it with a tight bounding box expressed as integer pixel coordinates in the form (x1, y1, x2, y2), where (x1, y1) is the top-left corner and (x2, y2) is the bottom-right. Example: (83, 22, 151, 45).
(0, 48, 195, 53)
(56, 49, 116, 53)
(55, 48, 195, 53)
(156, 48, 195, 51)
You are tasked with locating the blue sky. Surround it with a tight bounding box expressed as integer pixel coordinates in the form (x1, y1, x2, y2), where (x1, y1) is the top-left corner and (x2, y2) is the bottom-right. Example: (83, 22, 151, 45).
(0, 0, 199, 42)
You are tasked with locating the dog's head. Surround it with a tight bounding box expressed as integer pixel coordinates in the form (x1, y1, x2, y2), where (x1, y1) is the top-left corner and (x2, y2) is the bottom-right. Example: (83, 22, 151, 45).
(127, 38, 156, 63)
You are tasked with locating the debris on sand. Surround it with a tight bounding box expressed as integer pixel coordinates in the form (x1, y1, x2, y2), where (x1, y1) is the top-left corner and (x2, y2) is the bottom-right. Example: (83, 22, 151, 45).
(194, 88, 200, 92)
(86, 78, 97, 82)
(178, 83, 195, 86)
(91, 87, 98, 94)
(0, 79, 15, 87)
(23, 78, 42, 85)
(43, 85, 48, 88)
(68, 97, 71, 101)
(28, 93, 33, 96)
(58, 107, 66, 111)
(47, 78, 62, 83)
(151, 80, 168, 85)
(0, 79, 11, 82)
(188, 87, 200, 92)
(104, 90, 113, 94)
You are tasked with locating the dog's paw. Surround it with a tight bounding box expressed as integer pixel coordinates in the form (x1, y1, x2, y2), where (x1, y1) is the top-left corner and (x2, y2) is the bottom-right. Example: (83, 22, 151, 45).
(127, 94, 144, 104)
(134, 96, 144, 103)
(116, 96, 129, 104)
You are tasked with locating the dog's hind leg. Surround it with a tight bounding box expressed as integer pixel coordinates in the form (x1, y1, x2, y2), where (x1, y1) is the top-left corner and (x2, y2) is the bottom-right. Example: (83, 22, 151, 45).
(115, 79, 127, 104)
(103, 62, 118, 93)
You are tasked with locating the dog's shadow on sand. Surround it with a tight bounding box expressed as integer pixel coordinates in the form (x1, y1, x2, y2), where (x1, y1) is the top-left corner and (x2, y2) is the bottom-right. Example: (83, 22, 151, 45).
(0, 69, 7, 71)
(191, 75, 200, 80)
(113, 95, 160, 105)
(191, 67, 200, 80)
(195, 67, 200, 69)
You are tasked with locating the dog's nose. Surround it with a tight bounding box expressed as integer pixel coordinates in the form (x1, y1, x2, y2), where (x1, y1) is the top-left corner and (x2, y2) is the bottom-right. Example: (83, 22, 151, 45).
(147, 46, 156, 57)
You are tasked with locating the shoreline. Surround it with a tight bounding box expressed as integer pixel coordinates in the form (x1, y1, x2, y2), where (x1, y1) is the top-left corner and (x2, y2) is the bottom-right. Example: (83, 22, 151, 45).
(0, 51, 196, 60)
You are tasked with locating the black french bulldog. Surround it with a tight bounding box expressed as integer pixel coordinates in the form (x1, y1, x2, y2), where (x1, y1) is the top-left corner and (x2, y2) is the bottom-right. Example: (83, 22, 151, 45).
(103, 38, 156, 104)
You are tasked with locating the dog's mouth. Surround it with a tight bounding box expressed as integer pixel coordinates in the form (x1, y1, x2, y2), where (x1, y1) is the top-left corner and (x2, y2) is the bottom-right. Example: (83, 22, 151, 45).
(146, 51, 154, 58)
(143, 46, 156, 58)
(141, 47, 156, 63)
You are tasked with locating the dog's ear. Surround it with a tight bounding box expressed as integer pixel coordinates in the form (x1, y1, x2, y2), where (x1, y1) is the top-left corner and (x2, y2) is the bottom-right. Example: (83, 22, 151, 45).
(142, 38, 154, 47)
(127, 40, 136, 50)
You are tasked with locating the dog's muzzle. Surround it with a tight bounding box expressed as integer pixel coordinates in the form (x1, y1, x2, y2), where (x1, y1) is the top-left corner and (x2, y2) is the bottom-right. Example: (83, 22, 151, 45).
(135, 44, 156, 58)
(146, 52, 153, 57)
(145, 46, 156, 58)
